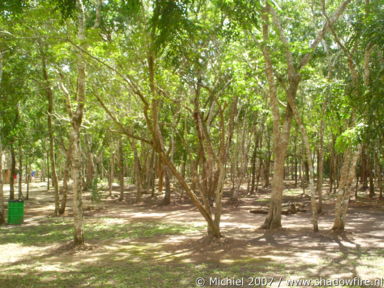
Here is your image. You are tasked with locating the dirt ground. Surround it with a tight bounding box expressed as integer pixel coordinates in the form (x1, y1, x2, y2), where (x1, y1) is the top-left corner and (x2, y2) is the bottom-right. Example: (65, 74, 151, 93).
(1, 181, 384, 288)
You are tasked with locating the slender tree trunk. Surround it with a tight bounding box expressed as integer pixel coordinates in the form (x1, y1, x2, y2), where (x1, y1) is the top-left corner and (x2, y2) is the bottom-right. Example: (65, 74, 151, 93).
(376, 153, 383, 199)
(260, 4, 289, 229)
(369, 155, 375, 198)
(108, 152, 114, 198)
(250, 130, 261, 194)
(25, 160, 29, 200)
(118, 139, 124, 201)
(59, 144, 72, 215)
(294, 134, 298, 187)
(18, 145, 23, 199)
(71, 124, 84, 245)
(130, 142, 142, 201)
(84, 151, 95, 191)
(263, 139, 271, 187)
(0, 54, 4, 223)
(71, 0, 87, 246)
(162, 168, 171, 205)
(250, 140, 258, 194)
(256, 160, 263, 194)
(329, 137, 336, 194)
(316, 108, 326, 213)
(157, 161, 164, 197)
(40, 48, 60, 215)
(361, 146, 368, 189)
(47, 150, 50, 191)
(10, 145, 16, 200)
(0, 140, 4, 224)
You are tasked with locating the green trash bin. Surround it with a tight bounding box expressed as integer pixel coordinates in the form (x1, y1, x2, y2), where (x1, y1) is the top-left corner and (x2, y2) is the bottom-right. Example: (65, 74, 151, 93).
(8, 200, 24, 225)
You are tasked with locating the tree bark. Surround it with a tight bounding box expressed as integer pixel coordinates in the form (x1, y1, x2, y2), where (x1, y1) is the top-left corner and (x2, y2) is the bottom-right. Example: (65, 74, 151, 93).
(249, 131, 259, 194)
(118, 139, 124, 201)
(287, 95, 319, 232)
(332, 146, 361, 231)
(162, 168, 171, 205)
(260, 3, 293, 229)
(71, 0, 87, 246)
(0, 139, 4, 224)
(368, 154, 375, 198)
(361, 146, 368, 189)
(108, 152, 115, 198)
(377, 153, 383, 199)
(316, 103, 326, 213)
(47, 150, 50, 191)
(0, 53, 4, 224)
(25, 160, 30, 200)
(10, 145, 16, 200)
(41, 48, 60, 215)
(59, 142, 72, 215)
(18, 144, 23, 199)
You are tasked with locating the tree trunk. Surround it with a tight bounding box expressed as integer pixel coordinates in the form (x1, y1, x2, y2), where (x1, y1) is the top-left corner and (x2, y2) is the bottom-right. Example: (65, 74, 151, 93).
(157, 161, 164, 197)
(47, 150, 50, 191)
(59, 145, 72, 215)
(118, 139, 124, 201)
(332, 146, 361, 232)
(263, 139, 271, 187)
(71, 0, 87, 246)
(316, 107, 326, 213)
(40, 47, 60, 215)
(249, 135, 258, 195)
(0, 54, 4, 223)
(0, 140, 4, 224)
(368, 155, 375, 198)
(25, 160, 30, 200)
(18, 145, 23, 199)
(376, 153, 383, 199)
(108, 152, 114, 198)
(130, 142, 142, 201)
(261, 124, 291, 229)
(84, 152, 95, 191)
(361, 146, 368, 189)
(294, 134, 298, 187)
(329, 137, 336, 194)
(10, 145, 16, 200)
(287, 96, 319, 231)
(162, 168, 171, 205)
(260, 3, 298, 229)
(71, 124, 84, 245)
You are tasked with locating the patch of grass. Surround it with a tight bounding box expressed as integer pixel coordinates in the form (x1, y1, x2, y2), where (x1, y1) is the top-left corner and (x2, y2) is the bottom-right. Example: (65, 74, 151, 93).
(0, 259, 282, 288)
(255, 198, 269, 203)
(284, 189, 302, 196)
(0, 219, 201, 246)
(0, 221, 73, 244)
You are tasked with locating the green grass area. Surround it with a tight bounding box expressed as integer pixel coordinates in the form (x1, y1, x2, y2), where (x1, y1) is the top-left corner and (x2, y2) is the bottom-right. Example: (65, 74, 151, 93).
(1, 218, 383, 288)
(0, 218, 287, 288)
(0, 258, 287, 288)
(0, 218, 201, 246)
(283, 188, 303, 196)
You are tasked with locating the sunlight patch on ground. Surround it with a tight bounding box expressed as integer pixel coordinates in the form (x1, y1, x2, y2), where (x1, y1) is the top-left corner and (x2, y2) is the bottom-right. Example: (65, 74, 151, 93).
(0, 244, 46, 264)
(98, 217, 128, 225)
(34, 263, 66, 272)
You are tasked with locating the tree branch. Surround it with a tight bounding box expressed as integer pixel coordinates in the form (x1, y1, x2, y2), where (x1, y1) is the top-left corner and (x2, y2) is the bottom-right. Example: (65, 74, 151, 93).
(298, 0, 353, 70)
